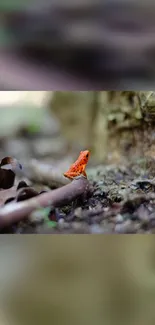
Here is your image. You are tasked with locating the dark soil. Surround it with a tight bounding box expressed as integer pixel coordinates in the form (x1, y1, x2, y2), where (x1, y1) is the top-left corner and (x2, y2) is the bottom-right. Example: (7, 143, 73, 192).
(1, 106, 155, 234)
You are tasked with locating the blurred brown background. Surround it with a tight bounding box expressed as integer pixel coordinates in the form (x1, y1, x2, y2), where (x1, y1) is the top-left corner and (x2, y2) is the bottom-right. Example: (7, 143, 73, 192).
(0, 236, 155, 325)
(1, 1, 155, 89)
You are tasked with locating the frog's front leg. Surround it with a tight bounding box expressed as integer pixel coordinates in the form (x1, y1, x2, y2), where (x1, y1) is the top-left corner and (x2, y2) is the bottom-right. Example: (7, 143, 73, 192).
(63, 171, 81, 179)
(82, 170, 87, 177)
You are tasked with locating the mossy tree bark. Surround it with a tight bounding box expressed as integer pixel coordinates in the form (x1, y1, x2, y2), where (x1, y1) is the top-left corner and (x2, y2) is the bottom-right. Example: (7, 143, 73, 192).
(49, 91, 155, 163)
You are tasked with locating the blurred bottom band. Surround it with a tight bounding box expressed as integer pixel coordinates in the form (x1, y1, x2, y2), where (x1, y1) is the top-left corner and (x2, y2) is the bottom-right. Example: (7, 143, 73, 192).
(0, 237, 155, 325)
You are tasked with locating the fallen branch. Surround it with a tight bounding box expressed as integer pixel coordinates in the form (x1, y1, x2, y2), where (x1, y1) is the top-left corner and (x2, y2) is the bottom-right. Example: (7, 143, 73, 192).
(0, 176, 90, 229)
(23, 159, 69, 188)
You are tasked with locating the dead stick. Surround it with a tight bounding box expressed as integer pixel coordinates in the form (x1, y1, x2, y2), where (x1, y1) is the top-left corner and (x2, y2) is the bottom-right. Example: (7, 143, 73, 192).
(0, 176, 90, 229)
(23, 160, 69, 187)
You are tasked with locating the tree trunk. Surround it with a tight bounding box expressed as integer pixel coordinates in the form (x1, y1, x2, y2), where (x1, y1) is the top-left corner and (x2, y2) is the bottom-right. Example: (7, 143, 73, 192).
(49, 91, 155, 163)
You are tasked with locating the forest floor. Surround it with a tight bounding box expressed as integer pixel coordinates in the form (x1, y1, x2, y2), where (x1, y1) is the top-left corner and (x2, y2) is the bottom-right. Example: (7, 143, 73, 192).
(0, 106, 155, 234)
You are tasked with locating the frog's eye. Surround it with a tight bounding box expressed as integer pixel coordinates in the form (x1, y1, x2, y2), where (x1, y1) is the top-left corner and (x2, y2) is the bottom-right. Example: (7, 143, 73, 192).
(86, 153, 89, 158)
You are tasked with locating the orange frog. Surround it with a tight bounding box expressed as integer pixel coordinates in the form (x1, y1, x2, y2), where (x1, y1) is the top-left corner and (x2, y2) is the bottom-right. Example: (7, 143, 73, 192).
(63, 150, 90, 180)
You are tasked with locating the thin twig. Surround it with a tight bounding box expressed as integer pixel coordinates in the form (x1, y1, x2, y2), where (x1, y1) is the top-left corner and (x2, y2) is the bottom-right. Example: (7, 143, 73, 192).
(23, 159, 69, 188)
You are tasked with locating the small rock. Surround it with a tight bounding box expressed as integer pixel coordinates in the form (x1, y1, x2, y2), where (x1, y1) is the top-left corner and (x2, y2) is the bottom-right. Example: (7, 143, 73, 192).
(58, 218, 65, 225)
(90, 224, 104, 234)
(93, 189, 106, 197)
(29, 210, 45, 224)
(74, 207, 83, 218)
(100, 220, 114, 233)
(58, 219, 69, 229)
(114, 214, 124, 223)
(115, 220, 140, 234)
(72, 222, 82, 230)
(137, 229, 147, 234)
(98, 180, 104, 186)
(136, 205, 149, 223)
